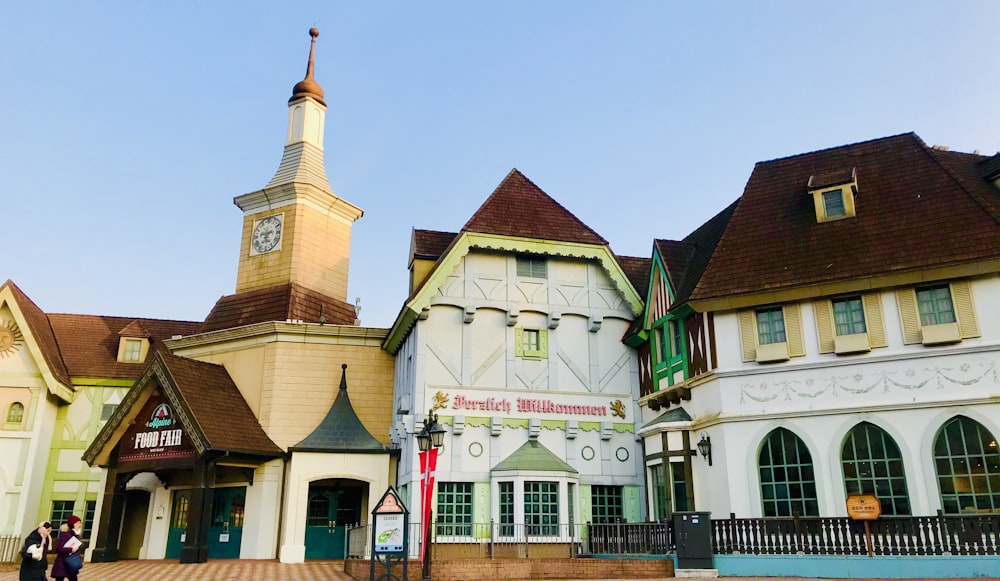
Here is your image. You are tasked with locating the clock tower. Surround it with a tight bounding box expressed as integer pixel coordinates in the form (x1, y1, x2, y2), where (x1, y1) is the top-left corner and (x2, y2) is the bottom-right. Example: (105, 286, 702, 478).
(233, 28, 362, 303)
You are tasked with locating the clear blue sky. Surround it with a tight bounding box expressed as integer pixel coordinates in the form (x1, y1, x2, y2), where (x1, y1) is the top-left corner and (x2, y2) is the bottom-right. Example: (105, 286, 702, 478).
(3, 2, 999, 328)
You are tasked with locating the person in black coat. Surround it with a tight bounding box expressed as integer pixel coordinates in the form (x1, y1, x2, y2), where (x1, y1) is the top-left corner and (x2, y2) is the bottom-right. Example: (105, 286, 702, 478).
(19, 521, 52, 581)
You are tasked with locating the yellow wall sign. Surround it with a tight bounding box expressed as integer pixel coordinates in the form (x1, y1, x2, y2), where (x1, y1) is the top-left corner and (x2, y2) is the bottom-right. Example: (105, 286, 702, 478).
(846, 494, 881, 520)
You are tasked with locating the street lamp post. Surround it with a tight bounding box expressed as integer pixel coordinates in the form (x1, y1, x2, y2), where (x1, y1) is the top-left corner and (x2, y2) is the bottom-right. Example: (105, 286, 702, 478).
(417, 409, 444, 581)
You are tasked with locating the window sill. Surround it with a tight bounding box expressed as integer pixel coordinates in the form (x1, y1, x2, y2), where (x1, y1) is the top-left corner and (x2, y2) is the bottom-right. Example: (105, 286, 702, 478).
(756, 342, 789, 363)
(921, 322, 961, 345)
(835, 333, 871, 354)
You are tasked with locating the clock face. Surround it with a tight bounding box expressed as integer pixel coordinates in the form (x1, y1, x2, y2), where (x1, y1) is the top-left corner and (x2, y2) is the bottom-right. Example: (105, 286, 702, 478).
(251, 214, 283, 255)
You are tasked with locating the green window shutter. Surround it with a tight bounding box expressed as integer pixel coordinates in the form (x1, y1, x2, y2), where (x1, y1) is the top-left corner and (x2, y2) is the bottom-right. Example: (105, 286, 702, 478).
(813, 300, 835, 354)
(514, 327, 524, 357)
(538, 330, 549, 358)
(738, 310, 756, 362)
(950, 281, 980, 339)
(862, 292, 887, 348)
(785, 303, 805, 357)
(896, 288, 921, 345)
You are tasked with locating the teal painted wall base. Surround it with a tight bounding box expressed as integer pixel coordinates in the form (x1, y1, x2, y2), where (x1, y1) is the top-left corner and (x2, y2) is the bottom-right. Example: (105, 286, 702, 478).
(701, 554, 1000, 578)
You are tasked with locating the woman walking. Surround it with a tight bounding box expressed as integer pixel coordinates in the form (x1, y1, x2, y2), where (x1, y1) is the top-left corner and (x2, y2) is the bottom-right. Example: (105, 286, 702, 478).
(19, 521, 52, 581)
(51, 515, 83, 581)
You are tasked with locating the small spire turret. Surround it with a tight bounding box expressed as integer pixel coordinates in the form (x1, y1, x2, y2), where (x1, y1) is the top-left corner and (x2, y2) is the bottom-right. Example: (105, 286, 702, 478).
(290, 27, 325, 105)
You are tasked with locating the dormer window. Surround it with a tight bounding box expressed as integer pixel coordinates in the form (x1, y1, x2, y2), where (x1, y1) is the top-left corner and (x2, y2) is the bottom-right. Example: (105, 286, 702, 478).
(808, 168, 858, 223)
(117, 321, 152, 363)
(516, 254, 547, 278)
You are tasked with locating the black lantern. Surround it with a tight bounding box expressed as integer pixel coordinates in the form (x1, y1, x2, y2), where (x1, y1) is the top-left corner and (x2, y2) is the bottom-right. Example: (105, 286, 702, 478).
(697, 432, 712, 466)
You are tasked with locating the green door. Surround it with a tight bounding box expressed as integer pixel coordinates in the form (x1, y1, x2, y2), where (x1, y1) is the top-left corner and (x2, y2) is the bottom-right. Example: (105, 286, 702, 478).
(208, 487, 245, 559)
(304, 485, 361, 559)
(165, 490, 191, 559)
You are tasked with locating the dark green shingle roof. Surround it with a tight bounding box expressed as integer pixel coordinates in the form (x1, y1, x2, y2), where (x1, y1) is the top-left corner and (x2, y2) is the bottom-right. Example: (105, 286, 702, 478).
(290, 364, 391, 454)
(492, 439, 576, 473)
(641, 406, 692, 430)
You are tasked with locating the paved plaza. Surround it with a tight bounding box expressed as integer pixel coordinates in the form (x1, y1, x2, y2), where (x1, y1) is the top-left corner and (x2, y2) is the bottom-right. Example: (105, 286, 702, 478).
(0, 559, 990, 581)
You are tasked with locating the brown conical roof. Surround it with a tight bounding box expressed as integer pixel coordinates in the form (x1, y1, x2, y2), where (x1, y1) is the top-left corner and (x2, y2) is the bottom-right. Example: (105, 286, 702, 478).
(289, 27, 325, 105)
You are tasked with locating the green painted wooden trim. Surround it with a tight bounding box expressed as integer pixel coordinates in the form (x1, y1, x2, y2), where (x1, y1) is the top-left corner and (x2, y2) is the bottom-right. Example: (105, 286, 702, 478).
(473, 482, 491, 538)
(540, 420, 565, 431)
(70, 378, 134, 387)
(613, 423, 635, 434)
(624, 485, 641, 522)
(578, 484, 593, 524)
(463, 417, 491, 427)
(502, 418, 529, 429)
(578, 421, 601, 432)
(385, 232, 644, 354)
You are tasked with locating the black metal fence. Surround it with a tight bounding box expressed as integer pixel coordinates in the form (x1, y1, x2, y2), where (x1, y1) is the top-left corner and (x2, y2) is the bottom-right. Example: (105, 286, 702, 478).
(713, 511, 1000, 556)
(345, 513, 1000, 560)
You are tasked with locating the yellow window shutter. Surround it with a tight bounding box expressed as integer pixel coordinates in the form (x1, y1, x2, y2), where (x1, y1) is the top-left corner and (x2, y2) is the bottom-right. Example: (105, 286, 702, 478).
(738, 310, 756, 362)
(951, 280, 980, 338)
(862, 292, 887, 348)
(896, 288, 921, 344)
(784, 303, 805, 357)
(813, 300, 835, 354)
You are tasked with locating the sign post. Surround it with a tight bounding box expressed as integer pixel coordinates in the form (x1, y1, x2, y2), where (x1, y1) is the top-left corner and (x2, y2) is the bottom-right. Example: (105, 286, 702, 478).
(370, 486, 409, 581)
(845, 493, 881, 558)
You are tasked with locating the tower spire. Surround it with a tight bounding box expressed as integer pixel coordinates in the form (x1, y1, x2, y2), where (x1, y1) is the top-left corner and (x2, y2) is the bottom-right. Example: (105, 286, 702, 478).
(290, 27, 325, 105)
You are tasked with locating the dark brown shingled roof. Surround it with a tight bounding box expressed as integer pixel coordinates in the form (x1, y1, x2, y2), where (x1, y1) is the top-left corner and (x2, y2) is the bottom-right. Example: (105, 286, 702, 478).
(201, 282, 357, 333)
(160, 352, 283, 456)
(411, 229, 458, 261)
(671, 200, 738, 307)
(48, 314, 200, 379)
(615, 256, 651, 298)
(3, 280, 71, 387)
(653, 240, 695, 293)
(462, 169, 608, 245)
(691, 133, 1000, 302)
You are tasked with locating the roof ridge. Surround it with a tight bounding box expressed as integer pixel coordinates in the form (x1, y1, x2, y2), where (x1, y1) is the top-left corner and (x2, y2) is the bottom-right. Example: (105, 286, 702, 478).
(757, 132, 917, 165)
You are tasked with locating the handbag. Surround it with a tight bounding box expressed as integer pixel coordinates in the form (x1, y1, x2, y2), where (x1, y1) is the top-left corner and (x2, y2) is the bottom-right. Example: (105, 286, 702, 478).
(64, 551, 83, 574)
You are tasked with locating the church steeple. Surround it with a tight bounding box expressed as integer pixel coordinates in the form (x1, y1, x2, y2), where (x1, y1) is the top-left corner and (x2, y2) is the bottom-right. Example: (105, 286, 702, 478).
(232, 28, 363, 303)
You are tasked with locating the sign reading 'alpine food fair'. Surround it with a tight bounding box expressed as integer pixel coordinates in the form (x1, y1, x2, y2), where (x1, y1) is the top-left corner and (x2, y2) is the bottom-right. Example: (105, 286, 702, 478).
(118, 393, 196, 464)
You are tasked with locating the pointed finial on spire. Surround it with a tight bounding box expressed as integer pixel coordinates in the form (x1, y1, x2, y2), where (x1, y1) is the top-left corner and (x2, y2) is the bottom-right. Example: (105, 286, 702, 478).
(339, 363, 348, 391)
(290, 27, 326, 105)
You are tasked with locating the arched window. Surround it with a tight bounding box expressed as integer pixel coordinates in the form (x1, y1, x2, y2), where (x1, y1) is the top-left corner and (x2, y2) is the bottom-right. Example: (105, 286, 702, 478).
(933, 416, 1000, 514)
(758, 428, 818, 517)
(841, 422, 910, 515)
(6, 402, 24, 424)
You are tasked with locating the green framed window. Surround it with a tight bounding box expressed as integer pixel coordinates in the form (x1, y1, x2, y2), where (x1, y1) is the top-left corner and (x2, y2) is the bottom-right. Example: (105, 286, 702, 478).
(100, 403, 118, 421)
(436, 482, 473, 536)
(759, 428, 818, 517)
(916, 285, 956, 326)
(933, 416, 1000, 514)
(516, 255, 547, 278)
(83, 500, 96, 538)
(591, 485, 623, 524)
(524, 481, 559, 536)
(51, 500, 75, 528)
(833, 297, 867, 336)
(756, 307, 786, 345)
(842, 422, 910, 515)
(6, 402, 23, 423)
(515, 328, 548, 360)
(655, 326, 669, 364)
(650, 464, 669, 521)
(823, 189, 846, 217)
(498, 481, 514, 536)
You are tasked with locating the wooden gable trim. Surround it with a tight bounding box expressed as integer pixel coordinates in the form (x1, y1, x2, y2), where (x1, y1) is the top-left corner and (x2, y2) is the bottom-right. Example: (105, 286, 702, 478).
(0, 286, 74, 402)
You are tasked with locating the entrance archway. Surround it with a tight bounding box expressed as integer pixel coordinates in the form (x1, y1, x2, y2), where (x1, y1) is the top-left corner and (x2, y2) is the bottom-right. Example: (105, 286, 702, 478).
(304, 479, 363, 559)
(119, 490, 150, 559)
